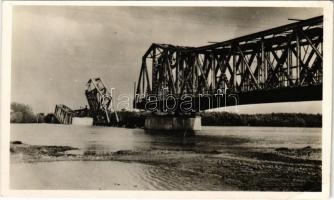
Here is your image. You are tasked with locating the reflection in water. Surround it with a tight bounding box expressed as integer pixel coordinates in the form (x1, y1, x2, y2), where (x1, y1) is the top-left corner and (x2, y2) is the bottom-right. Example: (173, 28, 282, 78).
(10, 124, 321, 190)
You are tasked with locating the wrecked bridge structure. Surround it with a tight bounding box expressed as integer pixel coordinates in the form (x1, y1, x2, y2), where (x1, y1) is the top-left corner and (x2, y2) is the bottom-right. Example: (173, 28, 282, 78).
(54, 78, 118, 125)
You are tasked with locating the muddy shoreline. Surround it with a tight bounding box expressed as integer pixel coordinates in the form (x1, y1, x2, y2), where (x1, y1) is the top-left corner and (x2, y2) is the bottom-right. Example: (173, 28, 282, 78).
(10, 141, 321, 191)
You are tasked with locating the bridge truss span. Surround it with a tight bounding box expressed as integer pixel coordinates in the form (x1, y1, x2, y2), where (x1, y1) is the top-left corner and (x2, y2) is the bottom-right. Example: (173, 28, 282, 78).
(135, 16, 323, 112)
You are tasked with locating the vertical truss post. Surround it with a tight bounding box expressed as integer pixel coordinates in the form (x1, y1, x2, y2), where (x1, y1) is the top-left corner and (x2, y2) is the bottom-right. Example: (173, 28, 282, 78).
(192, 55, 196, 94)
(261, 38, 266, 85)
(233, 47, 237, 90)
(176, 51, 180, 95)
(152, 48, 157, 94)
(288, 45, 292, 85)
(296, 31, 301, 85)
(257, 53, 260, 84)
(142, 63, 145, 97)
(144, 60, 151, 94)
(212, 54, 216, 91)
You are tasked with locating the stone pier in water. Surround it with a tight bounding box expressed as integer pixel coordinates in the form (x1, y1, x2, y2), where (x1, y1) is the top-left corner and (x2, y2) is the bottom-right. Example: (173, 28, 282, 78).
(145, 115, 201, 131)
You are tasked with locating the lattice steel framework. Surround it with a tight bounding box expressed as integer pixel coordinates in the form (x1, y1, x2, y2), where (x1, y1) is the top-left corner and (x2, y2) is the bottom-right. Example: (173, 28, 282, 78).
(85, 78, 113, 124)
(135, 16, 323, 111)
(54, 104, 75, 124)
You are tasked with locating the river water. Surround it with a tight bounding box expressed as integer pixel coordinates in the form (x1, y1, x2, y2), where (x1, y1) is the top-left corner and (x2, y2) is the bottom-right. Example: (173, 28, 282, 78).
(10, 124, 321, 190)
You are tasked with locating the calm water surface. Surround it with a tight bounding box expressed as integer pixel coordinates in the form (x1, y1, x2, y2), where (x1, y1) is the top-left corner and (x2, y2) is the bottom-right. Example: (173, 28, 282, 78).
(10, 124, 321, 190)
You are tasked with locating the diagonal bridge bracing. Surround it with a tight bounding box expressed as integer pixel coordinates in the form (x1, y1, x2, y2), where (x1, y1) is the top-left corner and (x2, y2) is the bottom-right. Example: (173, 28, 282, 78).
(135, 16, 323, 112)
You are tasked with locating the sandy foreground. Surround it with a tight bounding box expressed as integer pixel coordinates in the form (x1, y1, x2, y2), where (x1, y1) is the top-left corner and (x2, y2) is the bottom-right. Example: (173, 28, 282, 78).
(10, 140, 321, 191)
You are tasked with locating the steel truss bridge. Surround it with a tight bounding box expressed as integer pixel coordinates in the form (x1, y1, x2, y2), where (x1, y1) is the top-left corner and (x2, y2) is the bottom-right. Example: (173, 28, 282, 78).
(135, 16, 323, 112)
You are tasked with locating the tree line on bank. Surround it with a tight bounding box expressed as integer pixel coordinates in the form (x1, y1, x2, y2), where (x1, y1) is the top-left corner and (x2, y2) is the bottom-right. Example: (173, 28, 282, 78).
(10, 102, 42, 123)
(200, 112, 322, 127)
(10, 102, 321, 127)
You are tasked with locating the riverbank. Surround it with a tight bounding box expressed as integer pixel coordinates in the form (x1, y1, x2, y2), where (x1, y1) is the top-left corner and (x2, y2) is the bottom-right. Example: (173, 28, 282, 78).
(10, 140, 321, 191)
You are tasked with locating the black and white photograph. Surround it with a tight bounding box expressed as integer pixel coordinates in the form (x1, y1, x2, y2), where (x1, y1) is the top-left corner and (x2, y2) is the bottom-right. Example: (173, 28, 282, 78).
(1, 1, 333, 199)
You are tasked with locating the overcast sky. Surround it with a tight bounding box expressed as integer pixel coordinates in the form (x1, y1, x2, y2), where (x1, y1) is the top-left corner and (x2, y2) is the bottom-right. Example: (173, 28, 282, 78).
(11, 6, 322, 114)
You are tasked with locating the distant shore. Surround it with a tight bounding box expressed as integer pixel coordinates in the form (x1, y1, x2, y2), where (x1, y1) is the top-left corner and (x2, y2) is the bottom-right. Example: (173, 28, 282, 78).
(10, 102, 322, 128)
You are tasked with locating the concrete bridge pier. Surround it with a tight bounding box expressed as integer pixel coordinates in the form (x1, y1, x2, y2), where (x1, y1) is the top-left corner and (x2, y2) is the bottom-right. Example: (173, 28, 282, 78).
(145, 115, 202, 131)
